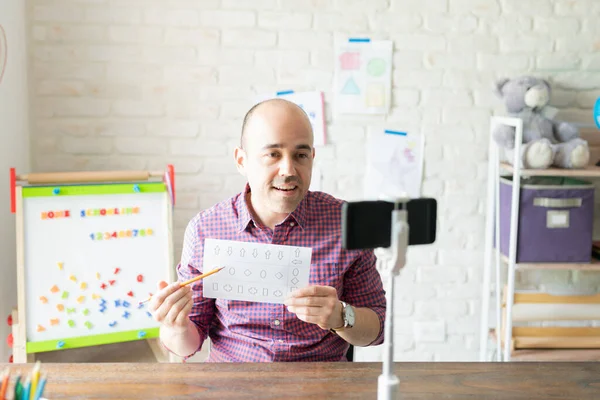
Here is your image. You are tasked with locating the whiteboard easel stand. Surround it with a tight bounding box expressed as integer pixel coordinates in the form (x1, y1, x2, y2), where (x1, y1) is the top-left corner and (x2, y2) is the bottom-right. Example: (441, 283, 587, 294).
(9, 166, 178, 364)
(479, 117, 523, 362)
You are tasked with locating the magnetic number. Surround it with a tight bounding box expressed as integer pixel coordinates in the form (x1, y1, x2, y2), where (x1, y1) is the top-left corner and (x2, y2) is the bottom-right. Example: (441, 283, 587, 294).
(90, 229, 153, 240)
(90, 232, 103, 240)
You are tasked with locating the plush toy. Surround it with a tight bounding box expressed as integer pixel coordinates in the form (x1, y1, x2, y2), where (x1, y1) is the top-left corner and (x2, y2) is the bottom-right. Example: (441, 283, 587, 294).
(493, 76, 590, 169)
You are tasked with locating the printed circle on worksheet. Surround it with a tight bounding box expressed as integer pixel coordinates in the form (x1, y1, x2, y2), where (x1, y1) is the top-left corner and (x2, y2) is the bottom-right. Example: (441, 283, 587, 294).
(367, 58, 386, 77)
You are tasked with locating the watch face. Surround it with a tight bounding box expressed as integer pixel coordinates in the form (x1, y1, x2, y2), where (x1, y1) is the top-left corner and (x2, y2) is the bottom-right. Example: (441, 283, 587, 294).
(345, 304, 356, 327)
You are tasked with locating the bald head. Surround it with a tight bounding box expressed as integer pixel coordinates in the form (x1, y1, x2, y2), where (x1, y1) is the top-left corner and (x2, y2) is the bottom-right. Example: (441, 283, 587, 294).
(233, 97, 316, 229)
(240, 98, 313, 149)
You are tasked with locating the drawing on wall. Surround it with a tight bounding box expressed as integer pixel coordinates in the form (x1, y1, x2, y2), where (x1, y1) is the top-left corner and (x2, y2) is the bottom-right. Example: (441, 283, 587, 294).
(364, 128, 425, 200)
(202, 239, 311, 304)
(256, 90, 327, 147)
(0, 25, 7, 85)
(334, 38, 393, 115)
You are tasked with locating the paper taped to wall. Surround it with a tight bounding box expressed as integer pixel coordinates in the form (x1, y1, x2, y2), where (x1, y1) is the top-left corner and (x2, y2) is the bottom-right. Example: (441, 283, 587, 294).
(334, 38, 393, 115)
(364, 128, 425, 200)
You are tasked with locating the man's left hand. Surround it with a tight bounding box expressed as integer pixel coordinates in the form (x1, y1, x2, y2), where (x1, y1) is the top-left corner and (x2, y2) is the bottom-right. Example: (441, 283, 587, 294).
(284, 286, 343, 330)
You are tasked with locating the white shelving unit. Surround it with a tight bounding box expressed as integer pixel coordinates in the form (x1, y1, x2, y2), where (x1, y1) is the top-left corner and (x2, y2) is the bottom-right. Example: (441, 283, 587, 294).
(479, 117, 600, 362)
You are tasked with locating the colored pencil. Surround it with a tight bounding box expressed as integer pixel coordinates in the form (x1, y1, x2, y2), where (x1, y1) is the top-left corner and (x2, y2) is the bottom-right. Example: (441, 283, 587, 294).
(0, 368, 9, 400)
(30, 361, 41, 400)
(33, 375, 46, 400)
(22, 378, 30, 400)
(138, 266, 225, 304)
(13, 375, 21, 400)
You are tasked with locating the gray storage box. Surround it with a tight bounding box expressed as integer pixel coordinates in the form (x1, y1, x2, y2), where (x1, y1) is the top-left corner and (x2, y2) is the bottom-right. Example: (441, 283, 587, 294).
(499, 176, 595, 263)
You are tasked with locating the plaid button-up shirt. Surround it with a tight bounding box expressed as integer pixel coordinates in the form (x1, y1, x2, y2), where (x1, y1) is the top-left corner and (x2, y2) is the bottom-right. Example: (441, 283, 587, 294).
(177, 185, 386, 362)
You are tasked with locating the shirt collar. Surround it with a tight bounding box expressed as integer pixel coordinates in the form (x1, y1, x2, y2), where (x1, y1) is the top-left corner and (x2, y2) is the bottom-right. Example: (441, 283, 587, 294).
(287, 192, 308, 230)
(236, 183, 309, 232)
(236, 183, 255, 233)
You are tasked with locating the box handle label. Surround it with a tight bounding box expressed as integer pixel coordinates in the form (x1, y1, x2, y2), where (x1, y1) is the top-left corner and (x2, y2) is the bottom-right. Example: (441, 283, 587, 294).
(534, 197, 582, 208)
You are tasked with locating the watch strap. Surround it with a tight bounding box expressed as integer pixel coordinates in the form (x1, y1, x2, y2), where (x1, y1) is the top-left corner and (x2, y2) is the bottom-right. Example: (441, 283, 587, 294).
(330, 301, 348, 333)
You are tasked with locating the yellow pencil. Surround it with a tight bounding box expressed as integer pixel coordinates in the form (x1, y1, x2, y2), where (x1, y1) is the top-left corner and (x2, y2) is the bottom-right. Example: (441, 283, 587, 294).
(138, 266, 225, 305)
(30, 361, 40, 400)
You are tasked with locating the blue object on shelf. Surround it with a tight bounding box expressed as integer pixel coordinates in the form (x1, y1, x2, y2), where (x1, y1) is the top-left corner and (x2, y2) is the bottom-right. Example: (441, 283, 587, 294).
(57, 340, 65, 349)
(52, 188, 60, 195)
(133, 184, 140, 193)
(594, 97, 600, 129)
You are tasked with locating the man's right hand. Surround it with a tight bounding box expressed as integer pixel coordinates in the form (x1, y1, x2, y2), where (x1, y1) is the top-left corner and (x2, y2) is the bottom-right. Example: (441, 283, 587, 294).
(148, 281, 193, 333)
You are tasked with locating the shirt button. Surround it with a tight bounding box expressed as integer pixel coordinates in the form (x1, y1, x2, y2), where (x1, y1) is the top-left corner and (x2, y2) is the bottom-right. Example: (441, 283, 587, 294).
(290, 222, 295, 227)
(278, 339, 284, 344)
(273, 319, 281, 326)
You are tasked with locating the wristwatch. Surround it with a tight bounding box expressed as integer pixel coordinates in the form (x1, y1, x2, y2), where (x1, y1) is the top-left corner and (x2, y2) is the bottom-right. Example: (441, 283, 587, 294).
(331, 301, 355, 332)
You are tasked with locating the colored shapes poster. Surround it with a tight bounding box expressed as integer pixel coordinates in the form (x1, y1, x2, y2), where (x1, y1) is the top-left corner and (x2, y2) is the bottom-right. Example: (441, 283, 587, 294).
(334, 39, 393, 115)
(257, 91, 327, 147)
(364, 128, 425, 200)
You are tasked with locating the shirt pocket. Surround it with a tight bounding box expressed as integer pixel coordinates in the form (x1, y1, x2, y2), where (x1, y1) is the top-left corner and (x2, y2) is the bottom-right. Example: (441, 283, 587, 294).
(309, 262, 343, 296)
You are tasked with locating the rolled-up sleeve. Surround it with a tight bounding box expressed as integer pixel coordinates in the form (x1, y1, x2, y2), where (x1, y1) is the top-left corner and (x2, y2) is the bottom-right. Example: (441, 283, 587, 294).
(341, 249, 386, 346)
(175, 217, 216, 355)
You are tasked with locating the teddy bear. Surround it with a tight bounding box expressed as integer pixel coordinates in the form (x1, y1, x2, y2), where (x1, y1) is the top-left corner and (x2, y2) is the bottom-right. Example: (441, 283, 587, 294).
(492, 76, 590, 169)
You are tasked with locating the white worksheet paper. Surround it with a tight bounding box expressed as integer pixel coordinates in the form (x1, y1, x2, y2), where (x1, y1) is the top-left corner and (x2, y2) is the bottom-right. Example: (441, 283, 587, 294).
(202, 239, 312, 304)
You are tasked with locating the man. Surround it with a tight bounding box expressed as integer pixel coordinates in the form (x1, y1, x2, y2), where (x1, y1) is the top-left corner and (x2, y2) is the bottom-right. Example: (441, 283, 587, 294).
(150, 99, 386, 362)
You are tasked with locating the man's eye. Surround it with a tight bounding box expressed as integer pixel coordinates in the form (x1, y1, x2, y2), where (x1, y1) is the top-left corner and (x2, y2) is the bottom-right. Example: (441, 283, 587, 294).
(298, 153, 309, 159)
(267, 152, 279, 158)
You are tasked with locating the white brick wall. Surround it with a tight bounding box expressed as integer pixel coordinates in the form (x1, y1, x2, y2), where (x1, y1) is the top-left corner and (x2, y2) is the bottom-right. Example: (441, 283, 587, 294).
(0, 0, 30, 363)
(26, 0, 600, 363)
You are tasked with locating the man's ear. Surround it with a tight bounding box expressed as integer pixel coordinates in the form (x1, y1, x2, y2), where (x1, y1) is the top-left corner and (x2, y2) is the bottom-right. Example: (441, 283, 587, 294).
(234, 147, 247, 176)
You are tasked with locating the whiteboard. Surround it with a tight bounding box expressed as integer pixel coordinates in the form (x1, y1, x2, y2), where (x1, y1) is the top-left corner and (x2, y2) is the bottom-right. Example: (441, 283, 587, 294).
(20, 182, 171, 352)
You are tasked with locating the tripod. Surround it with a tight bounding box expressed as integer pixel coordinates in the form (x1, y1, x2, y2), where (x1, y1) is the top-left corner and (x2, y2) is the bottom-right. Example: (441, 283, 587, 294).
(375, 200, 409, 400)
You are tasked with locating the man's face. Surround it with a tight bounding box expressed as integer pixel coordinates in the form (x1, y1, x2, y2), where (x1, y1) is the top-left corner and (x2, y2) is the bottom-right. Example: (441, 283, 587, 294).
(235, 103, 315, 220)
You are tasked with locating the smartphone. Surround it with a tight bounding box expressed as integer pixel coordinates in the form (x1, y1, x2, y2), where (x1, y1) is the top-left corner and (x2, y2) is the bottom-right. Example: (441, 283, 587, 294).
(341, 198, 437, 250)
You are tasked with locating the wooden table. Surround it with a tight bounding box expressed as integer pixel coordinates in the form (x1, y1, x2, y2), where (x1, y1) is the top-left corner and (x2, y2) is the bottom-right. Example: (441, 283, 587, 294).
(2, 362, 599, 399)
